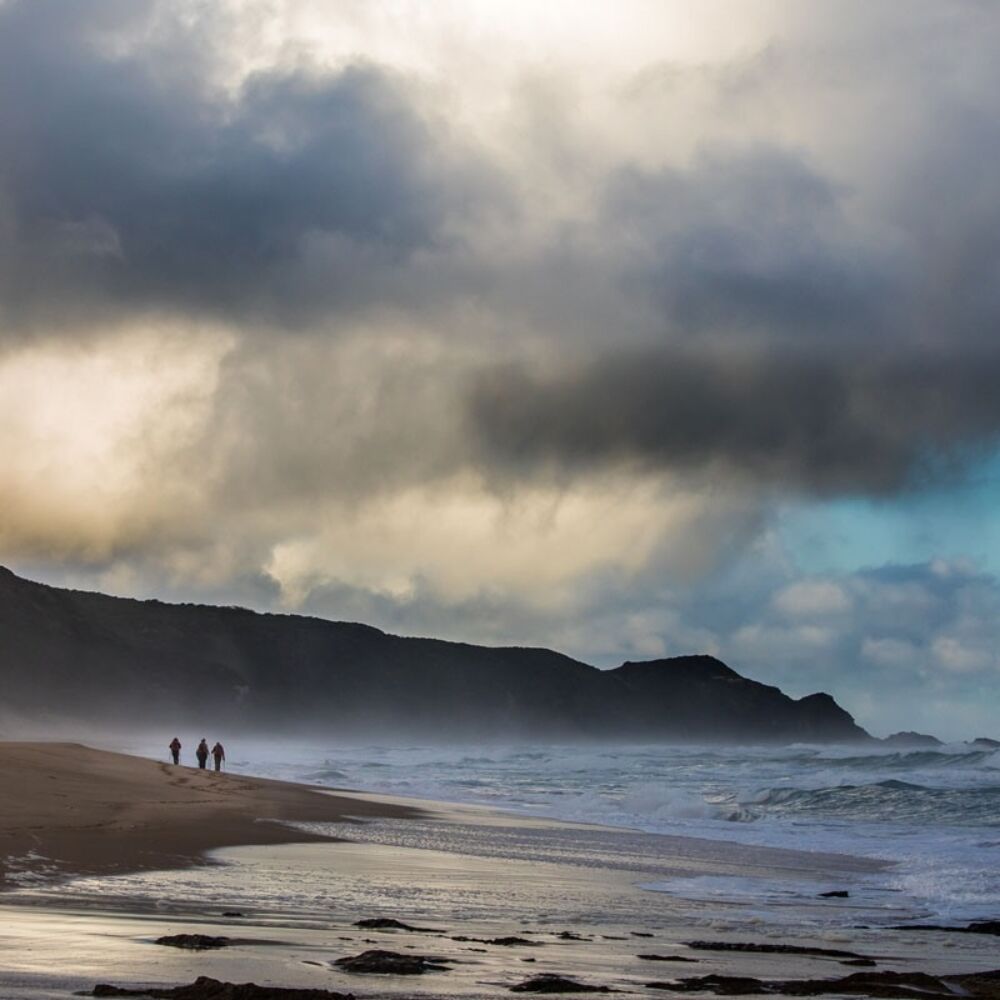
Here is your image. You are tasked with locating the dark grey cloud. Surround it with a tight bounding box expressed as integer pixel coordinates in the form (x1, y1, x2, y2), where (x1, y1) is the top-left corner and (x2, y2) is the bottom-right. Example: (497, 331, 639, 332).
(462, 115, 1000, 499)
(604, 147, 892, 343)
(4, 0, 1000, 740)
(469, 348, 1000, 495)
(0, 0, 492, 332)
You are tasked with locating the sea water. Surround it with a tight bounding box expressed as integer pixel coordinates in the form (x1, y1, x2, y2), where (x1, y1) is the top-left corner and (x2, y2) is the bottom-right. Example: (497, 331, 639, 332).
(205, 740, 1000, 926)
(22, 739, 998, 930)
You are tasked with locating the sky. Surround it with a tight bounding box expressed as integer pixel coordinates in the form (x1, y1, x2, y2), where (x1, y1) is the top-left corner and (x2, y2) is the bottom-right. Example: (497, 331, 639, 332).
(1, 0, 999, 739)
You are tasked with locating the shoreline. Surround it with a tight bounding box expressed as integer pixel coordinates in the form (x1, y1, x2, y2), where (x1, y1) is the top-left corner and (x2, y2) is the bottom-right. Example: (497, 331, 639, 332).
(1, 741, 889, 898)
(2, 742, 1000, 1000)
(4, 848, 1000, 1000)
(0, 742, 421, 888)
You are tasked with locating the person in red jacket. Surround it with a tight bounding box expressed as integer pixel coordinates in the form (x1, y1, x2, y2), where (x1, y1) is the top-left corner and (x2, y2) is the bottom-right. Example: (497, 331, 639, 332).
(211, 741, 226, 772)
(168, 737, 181, 765)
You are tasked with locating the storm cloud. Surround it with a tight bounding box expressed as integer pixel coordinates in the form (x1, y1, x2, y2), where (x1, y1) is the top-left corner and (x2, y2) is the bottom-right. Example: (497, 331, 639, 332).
(2, 0, 1000, 734)
(0, 0, 492, 332)
(470, 348, 1000, 495)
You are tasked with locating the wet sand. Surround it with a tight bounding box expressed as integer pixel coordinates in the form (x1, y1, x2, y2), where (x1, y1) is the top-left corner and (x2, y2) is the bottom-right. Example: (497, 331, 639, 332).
(0, 743, 419, 886)
(3, 838, 999, 1000)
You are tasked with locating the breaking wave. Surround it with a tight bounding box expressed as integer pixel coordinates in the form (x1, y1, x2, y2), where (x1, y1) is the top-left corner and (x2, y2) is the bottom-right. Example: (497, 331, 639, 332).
(129, 737, 1000, 923)
(781, 748, 999, 771)
(742, 779, 1000, 826)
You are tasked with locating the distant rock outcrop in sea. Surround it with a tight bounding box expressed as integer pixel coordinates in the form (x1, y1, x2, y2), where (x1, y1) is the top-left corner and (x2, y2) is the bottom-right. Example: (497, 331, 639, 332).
(881, 731, 944, 748)
(969, 737, 1000, 749)
(0, 565, 869, 743)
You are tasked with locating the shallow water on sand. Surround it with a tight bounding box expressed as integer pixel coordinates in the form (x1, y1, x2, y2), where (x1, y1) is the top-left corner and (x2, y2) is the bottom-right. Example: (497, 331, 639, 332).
(2, 818, 998, 1000)
(115, 738, 1000, 926)
(4, 799, 897, 931)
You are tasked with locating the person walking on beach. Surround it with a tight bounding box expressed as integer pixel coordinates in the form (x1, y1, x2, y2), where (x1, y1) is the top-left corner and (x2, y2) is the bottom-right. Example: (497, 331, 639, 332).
(196, 738, 209, 769)
(211, 741, 226, 772)
(169, 737, 182, 765)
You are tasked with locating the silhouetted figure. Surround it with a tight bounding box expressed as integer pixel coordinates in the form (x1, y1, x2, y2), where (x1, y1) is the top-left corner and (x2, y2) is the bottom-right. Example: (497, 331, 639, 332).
(212, 741, 225, 772)
(196, 738, 209, 769)
(169, 737, 182, 765)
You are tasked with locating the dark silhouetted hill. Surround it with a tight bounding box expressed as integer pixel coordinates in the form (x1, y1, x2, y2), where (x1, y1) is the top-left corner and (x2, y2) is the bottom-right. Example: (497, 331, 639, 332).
(0, 566, 869, 742)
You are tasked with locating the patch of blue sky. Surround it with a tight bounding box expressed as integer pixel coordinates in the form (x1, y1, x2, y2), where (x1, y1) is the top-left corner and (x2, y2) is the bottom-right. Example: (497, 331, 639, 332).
(778, 453, 1000, 577)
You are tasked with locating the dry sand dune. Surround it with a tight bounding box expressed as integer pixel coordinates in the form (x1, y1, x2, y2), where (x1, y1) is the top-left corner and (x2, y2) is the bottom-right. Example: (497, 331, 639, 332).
(0, 742, 417, 886)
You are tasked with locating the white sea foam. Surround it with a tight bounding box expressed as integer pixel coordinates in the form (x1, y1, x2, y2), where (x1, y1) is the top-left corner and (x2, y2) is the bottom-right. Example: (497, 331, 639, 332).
(115, 737, 1000, 925)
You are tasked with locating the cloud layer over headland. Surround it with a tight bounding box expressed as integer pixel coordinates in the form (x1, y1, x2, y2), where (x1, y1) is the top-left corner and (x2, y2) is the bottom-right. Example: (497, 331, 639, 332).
(2, 0, 1000, 736)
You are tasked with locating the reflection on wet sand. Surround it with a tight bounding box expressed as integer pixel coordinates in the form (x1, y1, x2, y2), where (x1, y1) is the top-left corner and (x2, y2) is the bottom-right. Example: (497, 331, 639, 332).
(4, 812, 1000, 1000)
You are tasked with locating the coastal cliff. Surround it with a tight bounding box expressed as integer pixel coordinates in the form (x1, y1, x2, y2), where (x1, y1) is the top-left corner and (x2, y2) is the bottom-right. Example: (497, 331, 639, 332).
(0, 566, 868, 742)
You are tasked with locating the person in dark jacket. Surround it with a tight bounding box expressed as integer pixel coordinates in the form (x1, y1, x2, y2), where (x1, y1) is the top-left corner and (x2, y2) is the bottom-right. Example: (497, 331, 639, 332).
(211, 741, 226, 772)
(169, 737, 182, 765)
(196, 738, 209, 769)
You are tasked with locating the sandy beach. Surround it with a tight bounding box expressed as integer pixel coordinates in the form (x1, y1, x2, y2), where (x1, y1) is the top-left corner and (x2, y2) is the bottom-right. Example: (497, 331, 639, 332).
(0, 743, 418, 886)
(2, 743, 1000, 1000)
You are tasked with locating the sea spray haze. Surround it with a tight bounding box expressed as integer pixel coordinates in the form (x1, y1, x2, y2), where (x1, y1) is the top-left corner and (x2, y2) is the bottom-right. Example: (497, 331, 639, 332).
(0, 567, 866, 742)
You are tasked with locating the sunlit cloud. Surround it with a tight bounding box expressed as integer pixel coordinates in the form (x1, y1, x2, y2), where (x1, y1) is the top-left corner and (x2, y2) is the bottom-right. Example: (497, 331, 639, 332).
(1, 0, 999, 734)
(0, 324, 230, 560)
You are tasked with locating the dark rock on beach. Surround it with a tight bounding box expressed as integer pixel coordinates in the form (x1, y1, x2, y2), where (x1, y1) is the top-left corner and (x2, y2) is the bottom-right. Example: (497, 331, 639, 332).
(91, 977, 354, 1000)
(686, 940, 867, 959)
(332, 950, 450, 974)
(155, 935, 231, 951)
(958, 920, 1000, 935)
(962, 971, 1000, 999)
(510, 974, 612, 993)
(649, 968, 1000, 999)
(648, 975, 773, 996)
(890, 920, 1000, 936)
(353, 917, 434, 932)
(451, 935, 537, 946)
(818, 891, 849, 898)
(638, 955, 700, 963)
(630, 932, 654, 938)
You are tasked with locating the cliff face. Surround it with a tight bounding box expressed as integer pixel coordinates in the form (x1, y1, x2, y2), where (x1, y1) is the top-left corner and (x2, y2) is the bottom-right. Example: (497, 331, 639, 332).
(0, 566, 869, 742)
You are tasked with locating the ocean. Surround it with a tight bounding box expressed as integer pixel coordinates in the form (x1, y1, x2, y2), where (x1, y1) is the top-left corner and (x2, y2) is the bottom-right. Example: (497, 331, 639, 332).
(18, 739, 1000, 932)
(210, 740, 1000, 926)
